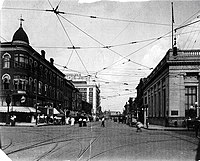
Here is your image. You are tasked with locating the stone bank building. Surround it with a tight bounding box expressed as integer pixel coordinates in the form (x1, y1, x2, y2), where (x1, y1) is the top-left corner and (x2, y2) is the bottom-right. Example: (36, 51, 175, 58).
(143, 49, 200, 126)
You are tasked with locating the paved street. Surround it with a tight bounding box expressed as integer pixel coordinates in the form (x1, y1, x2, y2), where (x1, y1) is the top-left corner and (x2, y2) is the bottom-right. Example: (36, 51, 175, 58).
(0, 120, 199, 161)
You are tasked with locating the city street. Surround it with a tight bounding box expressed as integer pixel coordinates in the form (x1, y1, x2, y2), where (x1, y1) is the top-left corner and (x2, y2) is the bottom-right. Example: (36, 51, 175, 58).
(0, 120, 198, 161)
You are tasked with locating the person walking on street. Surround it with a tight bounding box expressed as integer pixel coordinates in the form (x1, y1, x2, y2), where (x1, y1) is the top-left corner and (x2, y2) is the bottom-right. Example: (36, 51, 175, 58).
(101, 117, 105, 127)
(71, 117, 75, 126)
(10, 115, 16, 126)
(146, 118, 149, 129)
(83, 118, 87, 127)
(136, 121, 143, 132)
(78, 117, 82, 127)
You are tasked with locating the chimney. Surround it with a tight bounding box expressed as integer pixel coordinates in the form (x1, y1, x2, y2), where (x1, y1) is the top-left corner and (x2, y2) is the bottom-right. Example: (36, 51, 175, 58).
(50, 58, 54, 65)
(41, 50, 45, 59)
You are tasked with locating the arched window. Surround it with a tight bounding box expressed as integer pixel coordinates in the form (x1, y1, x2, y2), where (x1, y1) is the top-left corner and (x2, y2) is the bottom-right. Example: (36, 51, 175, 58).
(45, 68, 48, 80)
(29, 77, 33, 91)
(2, 74, 11, 89)
(2, 53, 11, 68)
(34, 79, 37, 93)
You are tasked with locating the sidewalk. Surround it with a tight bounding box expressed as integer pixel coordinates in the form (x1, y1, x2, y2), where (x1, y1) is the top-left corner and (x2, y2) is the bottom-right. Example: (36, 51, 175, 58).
(0, 122, 48, 127)
(144, 124, 188, 131)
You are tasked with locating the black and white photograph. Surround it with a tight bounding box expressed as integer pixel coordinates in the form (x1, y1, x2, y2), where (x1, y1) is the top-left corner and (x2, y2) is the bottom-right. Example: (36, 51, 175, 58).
(0, 0, 200, 160)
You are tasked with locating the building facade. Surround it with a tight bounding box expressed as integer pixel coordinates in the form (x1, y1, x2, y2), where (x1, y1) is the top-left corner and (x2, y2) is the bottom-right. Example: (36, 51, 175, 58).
(142, 49, 200, 126)
(72, 80, 101, 115)
(0, 22, 75, 123)
(66, 74, 101, 116)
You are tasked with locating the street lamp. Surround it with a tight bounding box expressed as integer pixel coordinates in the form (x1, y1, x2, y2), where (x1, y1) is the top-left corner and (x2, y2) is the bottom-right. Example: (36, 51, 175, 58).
(195, 102, 199, 118)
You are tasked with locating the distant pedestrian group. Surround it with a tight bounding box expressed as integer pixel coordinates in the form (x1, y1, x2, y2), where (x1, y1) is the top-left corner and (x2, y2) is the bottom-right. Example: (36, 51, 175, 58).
(78, 117, 87, 127)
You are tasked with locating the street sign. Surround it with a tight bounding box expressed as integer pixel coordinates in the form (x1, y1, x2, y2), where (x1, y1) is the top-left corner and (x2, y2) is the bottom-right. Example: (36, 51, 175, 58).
(21, 96, 26, 103)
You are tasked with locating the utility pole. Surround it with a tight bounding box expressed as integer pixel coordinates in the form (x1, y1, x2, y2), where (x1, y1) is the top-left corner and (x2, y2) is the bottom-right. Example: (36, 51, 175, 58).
(35, 80, 38, 126)
(171, 2, 174, 50)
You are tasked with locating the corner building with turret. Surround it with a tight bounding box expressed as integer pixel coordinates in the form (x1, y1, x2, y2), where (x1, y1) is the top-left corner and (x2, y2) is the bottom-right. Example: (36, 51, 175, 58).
(0, 21, 75, 123)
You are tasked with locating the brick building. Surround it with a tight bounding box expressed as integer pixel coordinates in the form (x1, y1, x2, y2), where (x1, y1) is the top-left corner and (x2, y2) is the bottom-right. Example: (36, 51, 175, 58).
(0, 21, 75, 123)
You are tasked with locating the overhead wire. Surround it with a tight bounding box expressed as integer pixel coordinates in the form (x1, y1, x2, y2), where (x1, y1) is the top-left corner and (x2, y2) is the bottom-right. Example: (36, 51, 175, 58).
(59, 14, 151, 69)
(0, 36, 8, 42)
(48, 5, 90, 75)
(2, 7, 172, 27)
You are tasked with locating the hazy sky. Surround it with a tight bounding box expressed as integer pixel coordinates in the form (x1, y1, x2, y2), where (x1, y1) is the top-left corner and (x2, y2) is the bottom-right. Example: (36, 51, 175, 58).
(1, 0, 200, 112)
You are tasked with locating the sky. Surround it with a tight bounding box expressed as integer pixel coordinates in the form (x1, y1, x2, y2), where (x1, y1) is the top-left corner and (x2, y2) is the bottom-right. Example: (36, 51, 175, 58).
(1, 0, 200, 112)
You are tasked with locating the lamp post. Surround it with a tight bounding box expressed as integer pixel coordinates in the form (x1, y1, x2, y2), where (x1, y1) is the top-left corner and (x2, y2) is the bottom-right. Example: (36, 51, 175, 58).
(195, 102, 199, 118)
(6, 94, 11, 125)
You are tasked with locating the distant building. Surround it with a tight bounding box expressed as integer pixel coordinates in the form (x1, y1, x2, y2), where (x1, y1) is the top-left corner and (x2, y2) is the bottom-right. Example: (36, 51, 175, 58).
(143, 48, 200, 126)
(66, 74, 100, 115)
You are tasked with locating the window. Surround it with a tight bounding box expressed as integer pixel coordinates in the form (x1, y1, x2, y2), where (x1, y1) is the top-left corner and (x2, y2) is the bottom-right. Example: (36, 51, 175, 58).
(44, 84, 48, 96)
(2, 74, 10, 89)
(33, 79, 37, 93)
(13, 75, 28, 90)
(29, 58, 33, 70)
(14, 53, 28, 68)
(49, 71, 52, 82)
(49, 86, 52, 97)
(38, 81, 42, 94)
(39, 65, 43, 77)
(2, 53, 11, 68)
(29, 77, 33, 91)
(45, 69, 48, 80)
(185, 86, 197, 118)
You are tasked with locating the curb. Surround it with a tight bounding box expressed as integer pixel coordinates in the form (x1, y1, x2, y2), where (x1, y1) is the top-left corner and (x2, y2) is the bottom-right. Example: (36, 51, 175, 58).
(144, 127, 188, 131)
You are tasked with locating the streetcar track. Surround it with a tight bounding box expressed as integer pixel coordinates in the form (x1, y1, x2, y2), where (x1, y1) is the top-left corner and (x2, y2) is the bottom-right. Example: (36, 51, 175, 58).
(34, 142, 58, 161)
(77, 128, 105, 160)
(86, 136, 196, 161)
(2, 138, 12, 150)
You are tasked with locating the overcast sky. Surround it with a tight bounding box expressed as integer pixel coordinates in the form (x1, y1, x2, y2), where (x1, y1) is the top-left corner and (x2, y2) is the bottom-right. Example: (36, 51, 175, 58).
(1, 0, 200, 112)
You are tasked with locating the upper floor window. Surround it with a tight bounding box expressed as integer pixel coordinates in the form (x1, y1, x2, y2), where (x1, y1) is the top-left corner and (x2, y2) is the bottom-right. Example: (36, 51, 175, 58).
(2, 53, 11, 68)
(33, 79, 37, 93)
(13, 75, 28, 90)
(45, 68, 48, 80)
(29, 77, 33, 91)
(14, 53, 28, 68)
(38, 81, 42, 94)
(44, 84, 48, 96)
(29, 58, 33, 70)
(2, 74, 11, 89)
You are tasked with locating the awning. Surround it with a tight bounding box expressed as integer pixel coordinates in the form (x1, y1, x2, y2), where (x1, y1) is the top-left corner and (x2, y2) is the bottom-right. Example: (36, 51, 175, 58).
(0, 106, 41, 113)
(53, 108, 60, 114)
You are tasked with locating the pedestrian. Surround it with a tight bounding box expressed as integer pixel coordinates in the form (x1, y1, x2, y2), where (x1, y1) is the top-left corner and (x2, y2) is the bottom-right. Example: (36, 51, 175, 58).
(65, 117, 70, 125)
(136, 121, 143, 132)
(101, 117, 105, 127)
(146, 118, 149, 129)
(10, 115, 16, 126)
(83, 118, 87, 127)
(71, 117, 75, 126)
(78, 117, 83, 127)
